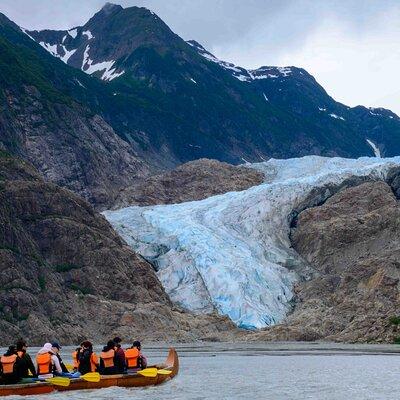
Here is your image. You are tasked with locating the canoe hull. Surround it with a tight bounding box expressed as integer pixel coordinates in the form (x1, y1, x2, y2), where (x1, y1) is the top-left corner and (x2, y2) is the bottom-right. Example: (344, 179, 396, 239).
(0, 348, 179, 397)
(0, 383, 54, 396)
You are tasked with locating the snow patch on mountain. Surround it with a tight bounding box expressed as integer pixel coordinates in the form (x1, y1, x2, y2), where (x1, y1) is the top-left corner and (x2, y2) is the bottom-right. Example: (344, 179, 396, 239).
(103, 156, 400, 329)
(38, 40, 77, 64)
(366, 139, 381, 158)
(102, 66, 125, 81)
(60, 46, 76, 63)
(276, 66, 292, 77)
(81, 45, 124, 81)
(250, 66, 293, 80)
(68, 28, 78, 38)
(329, 113, 346, 121)
(74, 78, 86, 88)
(82, 30, 94, 40)
(39, 42, 58, 56)
(187, 40, 252, 82)
(187, 40, 294, 83)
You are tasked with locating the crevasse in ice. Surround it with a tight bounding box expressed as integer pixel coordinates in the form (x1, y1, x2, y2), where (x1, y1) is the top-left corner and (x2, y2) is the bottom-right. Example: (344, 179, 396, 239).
(103, 156, 400, 329)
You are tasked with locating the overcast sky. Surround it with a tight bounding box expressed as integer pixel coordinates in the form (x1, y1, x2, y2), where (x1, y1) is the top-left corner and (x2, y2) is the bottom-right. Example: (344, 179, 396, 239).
(1, 0, 399, 114)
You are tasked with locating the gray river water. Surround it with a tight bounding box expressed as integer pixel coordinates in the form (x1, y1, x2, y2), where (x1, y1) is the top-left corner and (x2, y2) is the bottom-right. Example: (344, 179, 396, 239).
(4, 342, 400, 400)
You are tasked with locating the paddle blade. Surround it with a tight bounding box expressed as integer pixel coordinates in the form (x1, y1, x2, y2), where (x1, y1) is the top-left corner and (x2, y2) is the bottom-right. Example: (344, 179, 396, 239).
(137, 368, 158, 378)
(81, 372, 101, 382)
(157, 369, 172, 375)
(45, 377, 71, 387)
(65, 363, 74, 371)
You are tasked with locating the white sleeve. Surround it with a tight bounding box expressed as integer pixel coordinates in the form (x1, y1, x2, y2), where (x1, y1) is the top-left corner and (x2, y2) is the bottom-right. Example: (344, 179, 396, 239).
(52, 355, 62, 373)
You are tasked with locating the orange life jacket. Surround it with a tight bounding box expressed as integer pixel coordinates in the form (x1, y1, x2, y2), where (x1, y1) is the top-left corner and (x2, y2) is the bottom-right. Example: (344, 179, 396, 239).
(100, 349, 115, 368)
(72, 351, 79, 369)
(0, 355, 17, 375)
(90, 353, 99, 372)
(125, 348, 140, 368)
(36, 353, 52, 375)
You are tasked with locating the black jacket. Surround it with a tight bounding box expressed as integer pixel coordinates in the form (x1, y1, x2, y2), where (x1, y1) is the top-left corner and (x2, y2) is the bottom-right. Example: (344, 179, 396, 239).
(78, 349, 97, 375)
(17, 351, 36, 378)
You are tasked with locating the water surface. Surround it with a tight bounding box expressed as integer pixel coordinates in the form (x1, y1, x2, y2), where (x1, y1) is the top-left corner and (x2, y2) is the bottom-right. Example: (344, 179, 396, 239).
(5, 342, 400, 400)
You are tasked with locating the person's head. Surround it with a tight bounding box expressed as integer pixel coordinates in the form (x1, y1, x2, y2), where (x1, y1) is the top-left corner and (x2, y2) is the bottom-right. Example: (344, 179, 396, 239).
(41, 343, 53, 353)
(132, 341, 141, 350)
(51, 342, 61, 354)
(113, 337, 122, 348)
(5, 345, 16, 356)
(106, 340, 115, 351)
(81, 341, 93, 351)
(16, 339, 27, 352)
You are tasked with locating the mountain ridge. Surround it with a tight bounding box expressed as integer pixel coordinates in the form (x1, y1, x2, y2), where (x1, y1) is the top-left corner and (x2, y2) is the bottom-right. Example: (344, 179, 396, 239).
(23, 2, 400, 167)
(1, 4, 400, 209)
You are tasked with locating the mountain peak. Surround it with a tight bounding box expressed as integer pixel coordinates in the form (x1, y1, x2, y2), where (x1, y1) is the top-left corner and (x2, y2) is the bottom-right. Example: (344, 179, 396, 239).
(101, 2, 123, 14)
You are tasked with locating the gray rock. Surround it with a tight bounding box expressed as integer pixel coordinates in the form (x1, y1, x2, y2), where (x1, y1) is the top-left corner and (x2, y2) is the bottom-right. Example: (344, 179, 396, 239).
(0, 153, 238, 345)
(250, 181, 400, 343)
(114, 158, 264, 207)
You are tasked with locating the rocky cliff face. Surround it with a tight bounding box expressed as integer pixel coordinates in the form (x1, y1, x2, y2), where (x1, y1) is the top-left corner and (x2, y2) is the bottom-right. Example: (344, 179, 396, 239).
(0, 16, 150, 209)
(251, 180, 400, 342)
(1, 85, 149, 210)
(0, 152, 237, 345)
(114, 158, 264, 207)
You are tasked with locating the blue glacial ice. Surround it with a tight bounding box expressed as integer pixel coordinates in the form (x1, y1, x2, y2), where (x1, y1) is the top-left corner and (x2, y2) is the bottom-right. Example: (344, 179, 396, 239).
(103, 156, 400, 329)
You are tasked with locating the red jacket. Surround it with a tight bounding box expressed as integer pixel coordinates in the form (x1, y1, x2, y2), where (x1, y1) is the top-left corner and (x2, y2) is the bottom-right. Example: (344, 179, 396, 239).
(114, 347, 125, 373)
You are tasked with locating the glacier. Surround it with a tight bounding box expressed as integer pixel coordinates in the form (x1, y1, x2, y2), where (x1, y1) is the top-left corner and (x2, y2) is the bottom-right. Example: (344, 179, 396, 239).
(103, 156, 400, 329)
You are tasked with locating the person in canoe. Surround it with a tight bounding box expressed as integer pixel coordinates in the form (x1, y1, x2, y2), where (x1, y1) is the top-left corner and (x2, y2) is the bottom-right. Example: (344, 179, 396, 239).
(36, 343, 63, 379)
(113, 337, 126, 374)
(0, 345, 24, 385)
(99, 340, 118, 375)
(16, 339, 36, 378)
(77, 341, 99, 375)
(51, 343, 80, 378)
(125, 341, 147, 373)
(36, 343, 80, 380)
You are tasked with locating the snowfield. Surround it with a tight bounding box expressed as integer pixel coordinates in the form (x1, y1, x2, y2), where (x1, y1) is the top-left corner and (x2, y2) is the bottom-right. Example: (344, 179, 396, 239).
(103, 156, 400, 329)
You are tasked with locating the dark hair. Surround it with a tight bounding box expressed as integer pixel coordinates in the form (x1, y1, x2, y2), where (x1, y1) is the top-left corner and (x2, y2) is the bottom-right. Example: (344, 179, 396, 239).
(132, 341, 141, 349)
(104, 340, 115, 351)
(5, 345, 16, 356)
(81, 341, 93, 350)
(16, 339, 27, 351)
(113, 337, 122, 344)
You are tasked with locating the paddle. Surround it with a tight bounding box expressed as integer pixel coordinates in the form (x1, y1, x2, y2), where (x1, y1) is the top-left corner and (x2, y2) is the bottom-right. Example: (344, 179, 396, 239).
(157, 369, 172, 375)
(45, 376, 71, 387)
(65, 363, 74, 371)
(81, 372, 101, 382)
(137, 368, 158, 378)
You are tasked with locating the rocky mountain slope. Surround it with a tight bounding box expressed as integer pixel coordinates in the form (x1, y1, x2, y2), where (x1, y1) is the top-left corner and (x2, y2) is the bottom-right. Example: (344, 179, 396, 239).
(0, 14, 150, 209)
(114, 158, 264, 208)
(104, 156, 400, 333)
(0, 151, 237, 345)
(26, 3, 400, 166)
(0, 3, 400, 212)
(252, 180, 400, 342)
